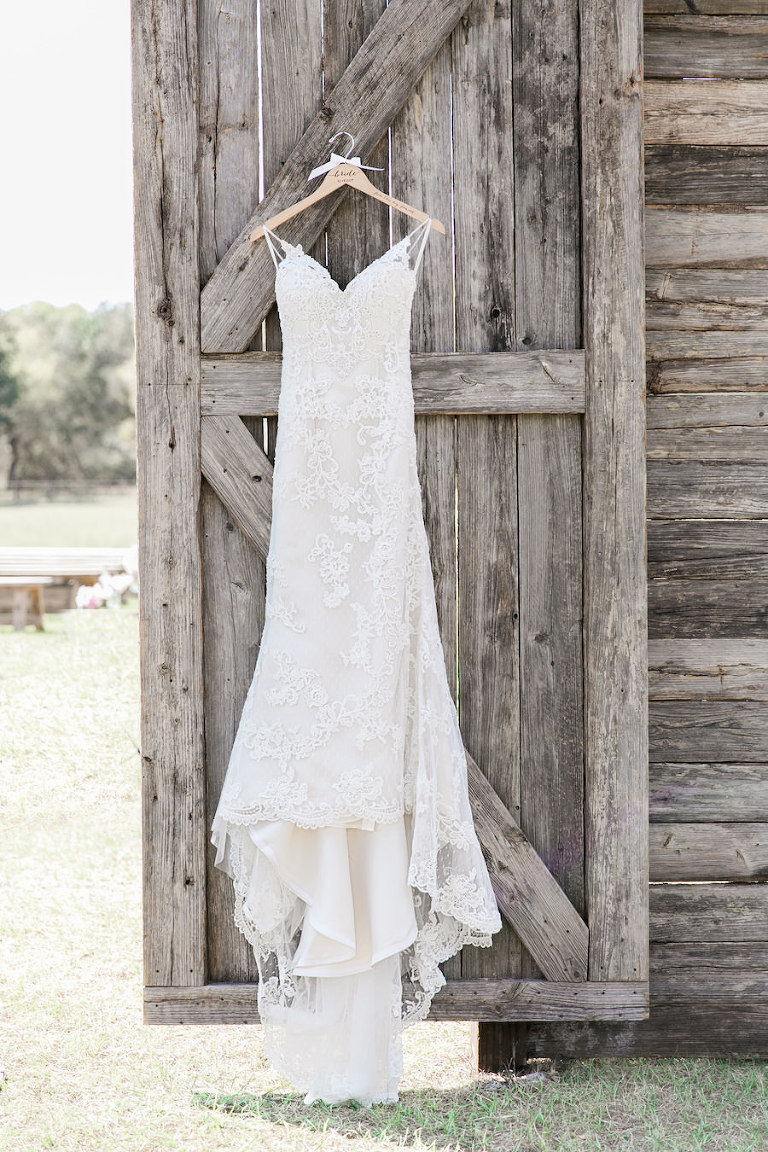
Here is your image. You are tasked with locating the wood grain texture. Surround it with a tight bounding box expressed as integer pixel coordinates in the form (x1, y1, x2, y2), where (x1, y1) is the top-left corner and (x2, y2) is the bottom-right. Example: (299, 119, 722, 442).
(644, 16, 768, 80)
(646, 355, 768, 391)
(646, 268, 768, 304)
(651, 700, 768, 760)
(132, 0, 206, 988)
(648, 463, 768, 518)
(646, 2, 768, 12)
(650, 823, 768, 880)
(650, 762, 768, 821)
(199, 415, 273, 560)
(199, 0, 476, 352)
(510, 0, 585, 1004)
(645, 79, 768, 144)
(645, 146, 768, 204)
(197, 0, 272, 983)
(649, 881, 768, 941)
(527, 1002, 768, 1057)
(580, 0, 649, 984)
(650, 579, 768, 636)
(199, 351, 586, 415)
(646, 208, 768, 268)
(453, 0, 519, 999)
(648, 638, 768, 699)
(144, 978, 649, 1024)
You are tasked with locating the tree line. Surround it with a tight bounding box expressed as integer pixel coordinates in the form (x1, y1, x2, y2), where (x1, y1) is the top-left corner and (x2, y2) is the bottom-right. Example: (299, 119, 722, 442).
(0, 302, 136, 491)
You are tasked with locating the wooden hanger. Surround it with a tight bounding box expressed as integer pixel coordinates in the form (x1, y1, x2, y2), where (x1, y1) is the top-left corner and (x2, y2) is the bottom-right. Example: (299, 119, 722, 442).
(249, 131, 446, 242)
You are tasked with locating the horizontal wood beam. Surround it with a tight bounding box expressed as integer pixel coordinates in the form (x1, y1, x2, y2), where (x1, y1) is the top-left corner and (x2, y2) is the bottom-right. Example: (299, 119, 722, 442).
(650, 881, 768, 943)
(649, 821, 768, 880)
(645, 146, 768, 205)
(648, 638, 768, 700)
(644, 80, 768, 145)
(644, 16, 768, 79)
(650, 763, 768, 822)
(144, 978, 648, 1024)
(527, 1001, 768, 1059)
(200, 0, 476, 352)
(200, 351, 586, 416)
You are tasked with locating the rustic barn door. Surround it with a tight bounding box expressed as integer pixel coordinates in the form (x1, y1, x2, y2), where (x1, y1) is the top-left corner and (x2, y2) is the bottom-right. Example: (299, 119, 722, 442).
(133, 0, 648, 1063)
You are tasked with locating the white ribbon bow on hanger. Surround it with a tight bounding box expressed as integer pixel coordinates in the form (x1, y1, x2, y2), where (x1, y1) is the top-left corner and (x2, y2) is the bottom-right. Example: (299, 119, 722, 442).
(307, 151, 385, 182)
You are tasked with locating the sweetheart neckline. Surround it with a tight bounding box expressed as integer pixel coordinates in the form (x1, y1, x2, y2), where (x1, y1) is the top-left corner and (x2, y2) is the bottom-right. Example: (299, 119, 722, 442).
(266, 218, 431, 296)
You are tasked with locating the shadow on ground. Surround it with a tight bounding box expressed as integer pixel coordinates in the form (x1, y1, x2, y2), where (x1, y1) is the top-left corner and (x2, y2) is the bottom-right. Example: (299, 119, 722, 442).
(193, 1070, 553, 1151)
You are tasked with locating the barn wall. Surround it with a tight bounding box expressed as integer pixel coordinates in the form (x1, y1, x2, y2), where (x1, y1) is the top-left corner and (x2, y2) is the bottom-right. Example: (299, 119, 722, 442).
(529, 0, 768, 1058)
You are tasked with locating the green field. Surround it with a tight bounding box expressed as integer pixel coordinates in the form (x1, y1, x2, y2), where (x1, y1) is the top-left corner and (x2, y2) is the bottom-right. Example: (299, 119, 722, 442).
(0, 487, 137, 547)
(0, 608, 766, 1150)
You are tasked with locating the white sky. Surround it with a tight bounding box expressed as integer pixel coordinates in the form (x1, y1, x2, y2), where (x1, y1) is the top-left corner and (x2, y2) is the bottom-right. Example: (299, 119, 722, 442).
(0, 1, 134, 311)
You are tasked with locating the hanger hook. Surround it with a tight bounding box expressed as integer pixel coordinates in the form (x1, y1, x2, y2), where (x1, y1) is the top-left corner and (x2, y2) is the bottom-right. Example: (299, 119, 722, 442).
(328, 130, 355, 159)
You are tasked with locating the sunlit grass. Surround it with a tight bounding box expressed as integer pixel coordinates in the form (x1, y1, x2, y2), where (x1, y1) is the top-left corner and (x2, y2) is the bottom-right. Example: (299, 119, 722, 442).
(0, 608, 766, 1151)
(0, 486, 137, 547)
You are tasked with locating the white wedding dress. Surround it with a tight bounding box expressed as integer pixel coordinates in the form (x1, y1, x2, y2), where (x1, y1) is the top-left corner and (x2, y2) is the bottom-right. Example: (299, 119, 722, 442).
(211, 215, 502, 1106)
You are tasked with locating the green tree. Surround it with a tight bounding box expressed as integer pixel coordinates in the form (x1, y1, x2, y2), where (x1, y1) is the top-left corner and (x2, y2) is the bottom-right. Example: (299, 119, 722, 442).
(1, 302, 136, 490)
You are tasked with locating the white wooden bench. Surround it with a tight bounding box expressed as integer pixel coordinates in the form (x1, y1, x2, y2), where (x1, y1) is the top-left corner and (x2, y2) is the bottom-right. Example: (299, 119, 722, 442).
(0, 548, 133, 630)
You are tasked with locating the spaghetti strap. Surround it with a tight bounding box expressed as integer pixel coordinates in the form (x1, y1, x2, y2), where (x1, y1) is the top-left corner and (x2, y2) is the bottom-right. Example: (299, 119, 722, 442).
(408, 217, 432, 274)
(263, 224, 286, 270)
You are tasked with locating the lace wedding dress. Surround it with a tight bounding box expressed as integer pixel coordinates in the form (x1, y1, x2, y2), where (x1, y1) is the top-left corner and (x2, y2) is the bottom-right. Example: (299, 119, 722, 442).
(211, 215, 502, 1106)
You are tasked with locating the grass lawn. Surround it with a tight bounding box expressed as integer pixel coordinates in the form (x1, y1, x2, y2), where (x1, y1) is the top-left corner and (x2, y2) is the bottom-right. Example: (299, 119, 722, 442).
(0, 607, 766, 1151)
(0, 487, 137, 547)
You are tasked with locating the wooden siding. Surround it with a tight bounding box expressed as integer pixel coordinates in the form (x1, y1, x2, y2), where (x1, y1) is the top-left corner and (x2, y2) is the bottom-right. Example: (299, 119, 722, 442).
(527, 0, 768, 1052)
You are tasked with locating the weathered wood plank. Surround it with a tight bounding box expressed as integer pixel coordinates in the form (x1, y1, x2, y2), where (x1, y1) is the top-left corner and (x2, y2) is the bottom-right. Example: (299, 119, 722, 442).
(645, 16, 768, 78)
(650, 881, 768, 941)
(648, 429, 768, 462)
(646, 268, 768, 305)
(650, 578, 768, 636)
(453, 0, 519, 1031)
(527, 1002, 768, 1057)
(646, 356, 768, 391)
(647, 331, 768, 360)
(198, 0, 269, 984)
(645, 146, 768, 204)
(650, 762, 768, 821)
(512, 0, 584, 1008)
(199, 0, 477, 352)
(648, 638, 768, 699)
(647, 300, 768, 332)
(581, 0, 648, 985)
(458, 415, 521, 986)
(651, 700, 768, 761)
(144, 978, 646, 1024)
(648, 518, 768, 562)
(199, 351, 586, 415)
(132, 0, 206, 989)
(646, 208, 768, 268)
(650, 823, 768, 880)
(199, 415, 273, 559)
(651, 942, 768, 1001)
(646, 2, 768, 13)
(647, 393, 768, 427)
(644, 80, 768, 144)
(648, 463, 768, 517)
